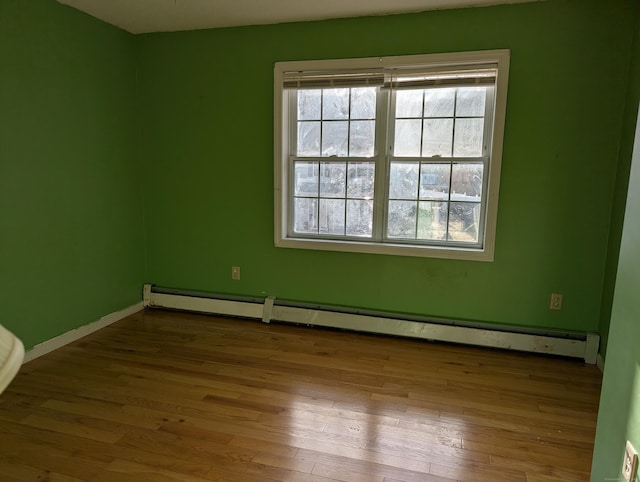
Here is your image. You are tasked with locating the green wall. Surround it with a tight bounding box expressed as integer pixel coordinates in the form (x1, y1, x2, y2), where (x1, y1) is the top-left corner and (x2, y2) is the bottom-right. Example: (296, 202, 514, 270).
(0, 0, 144, 349)
(138, 0, 635, 334)
(597, 2, 640, 360)
(591, 5, 640, 479)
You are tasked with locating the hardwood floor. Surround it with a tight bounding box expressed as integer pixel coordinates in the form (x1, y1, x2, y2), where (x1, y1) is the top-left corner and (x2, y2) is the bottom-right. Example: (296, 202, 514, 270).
(0, 309, 602, 481)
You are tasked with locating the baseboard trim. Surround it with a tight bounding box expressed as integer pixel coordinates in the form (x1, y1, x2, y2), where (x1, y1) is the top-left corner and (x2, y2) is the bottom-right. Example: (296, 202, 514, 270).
(23, 302, 144, 363)
(144, 284, 600, 364)
(596, 353, 604, 372)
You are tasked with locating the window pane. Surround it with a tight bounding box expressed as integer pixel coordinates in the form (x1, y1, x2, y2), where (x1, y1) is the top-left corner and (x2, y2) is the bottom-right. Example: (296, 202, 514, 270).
(294, 198, 318, 233)
(417, 201, 447, 240)
(394, 119, 422, 157)
(420, 163, 451, 200)
(322, 88, 349, 120)
(423, 118, 453, 157)
(389, 162, 419, 200)
(396, 90, 423, 118)
(347, 162, 375, 199)
(319, 162, 346, 198)
(298, 89, 321, 120)
(319, 199, 345, 235)
(297, 121, 321, 157)
(322, 121, 349, 157)
(388, 200, 417, 239)
(351, 87, 376, 119)
(456, 87, 486, 117)
(424, 88, 455, 117)
(346, 199, 373, 237)
(453, 118, 483, 157)
(294, 161, 318, 196)
(349, 120, 375, 157)
(451, 163, 483, 202)
(448, 202, 480, 242)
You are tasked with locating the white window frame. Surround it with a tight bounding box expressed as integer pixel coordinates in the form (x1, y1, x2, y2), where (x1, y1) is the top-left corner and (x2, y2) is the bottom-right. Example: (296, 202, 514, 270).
(274, 50, 510, 261)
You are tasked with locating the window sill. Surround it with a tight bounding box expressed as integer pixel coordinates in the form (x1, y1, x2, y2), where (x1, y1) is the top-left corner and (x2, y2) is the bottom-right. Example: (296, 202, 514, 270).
(275, 236, 494, 261)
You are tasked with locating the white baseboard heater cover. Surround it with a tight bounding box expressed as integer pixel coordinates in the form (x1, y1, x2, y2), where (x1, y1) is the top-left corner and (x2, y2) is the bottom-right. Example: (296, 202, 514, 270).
(143, 284, 599, 364)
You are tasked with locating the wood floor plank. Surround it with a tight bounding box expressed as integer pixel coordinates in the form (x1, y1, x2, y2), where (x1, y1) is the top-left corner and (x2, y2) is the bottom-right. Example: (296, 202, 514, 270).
(94, 460, 214, 482)
(0, 309, 601, 481)
(0, 463, 86, 482)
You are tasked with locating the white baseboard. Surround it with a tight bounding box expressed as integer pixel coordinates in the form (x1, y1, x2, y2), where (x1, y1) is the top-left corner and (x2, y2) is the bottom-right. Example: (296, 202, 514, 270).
(23, 302, 144, 363)
(596, 353, 605, 372)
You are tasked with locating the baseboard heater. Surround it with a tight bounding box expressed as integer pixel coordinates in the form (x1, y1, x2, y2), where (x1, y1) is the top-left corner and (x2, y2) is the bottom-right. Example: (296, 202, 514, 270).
(143, 284, 599, 364)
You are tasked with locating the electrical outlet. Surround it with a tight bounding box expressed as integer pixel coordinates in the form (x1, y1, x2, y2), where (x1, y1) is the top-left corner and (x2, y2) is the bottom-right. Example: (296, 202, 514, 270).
(550, 293, 563, 310)
(623, 440, 638, 482)
(231, 266, 240, 280)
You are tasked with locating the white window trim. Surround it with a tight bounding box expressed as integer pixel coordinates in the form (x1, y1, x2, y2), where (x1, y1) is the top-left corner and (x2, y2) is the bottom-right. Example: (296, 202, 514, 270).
(274, 50, 510, 261)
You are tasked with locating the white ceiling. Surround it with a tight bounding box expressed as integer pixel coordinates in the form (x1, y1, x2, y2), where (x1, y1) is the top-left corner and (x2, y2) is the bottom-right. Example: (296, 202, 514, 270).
(57, 0, 539, 34)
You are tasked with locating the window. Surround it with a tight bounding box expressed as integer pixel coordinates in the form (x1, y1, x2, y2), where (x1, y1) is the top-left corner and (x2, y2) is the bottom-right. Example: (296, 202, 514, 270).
(274, 50, 510, 260)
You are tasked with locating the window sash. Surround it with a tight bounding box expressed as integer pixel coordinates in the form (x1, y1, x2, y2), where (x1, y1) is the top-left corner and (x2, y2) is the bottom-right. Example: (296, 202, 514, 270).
(288, 156, 378, 240)
(382, 157, 488, 247)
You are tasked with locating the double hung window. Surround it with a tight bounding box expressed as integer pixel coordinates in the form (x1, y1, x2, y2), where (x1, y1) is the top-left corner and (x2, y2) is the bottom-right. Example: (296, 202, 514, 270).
(274, 50, 509, 260)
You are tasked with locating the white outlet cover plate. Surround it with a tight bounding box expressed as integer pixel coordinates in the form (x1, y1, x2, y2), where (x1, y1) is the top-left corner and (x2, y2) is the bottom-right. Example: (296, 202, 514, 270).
(623, 440, 638, 482)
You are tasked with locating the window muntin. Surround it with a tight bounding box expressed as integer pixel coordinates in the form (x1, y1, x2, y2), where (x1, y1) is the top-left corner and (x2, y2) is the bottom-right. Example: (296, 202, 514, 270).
(275, 51, 510, 260)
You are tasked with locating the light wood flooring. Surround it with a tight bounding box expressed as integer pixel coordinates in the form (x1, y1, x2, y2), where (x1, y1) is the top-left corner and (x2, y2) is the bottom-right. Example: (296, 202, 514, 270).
(0, 309, 602, 481)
